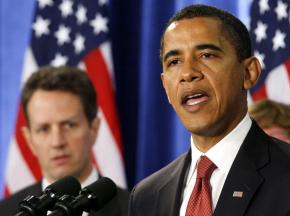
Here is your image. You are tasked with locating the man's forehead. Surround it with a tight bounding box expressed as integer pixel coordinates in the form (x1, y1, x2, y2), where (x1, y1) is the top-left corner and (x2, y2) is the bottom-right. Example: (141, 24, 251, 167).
(164, 19, 223, 43)
(27, 92, 82, 122)
(162, 18, 231, 52)
(166, 17, 222, 32)
(166, 21, 178, 32)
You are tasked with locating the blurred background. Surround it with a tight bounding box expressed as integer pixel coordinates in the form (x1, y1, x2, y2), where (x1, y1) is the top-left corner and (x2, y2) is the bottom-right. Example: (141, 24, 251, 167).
(0, 0, 289, 199)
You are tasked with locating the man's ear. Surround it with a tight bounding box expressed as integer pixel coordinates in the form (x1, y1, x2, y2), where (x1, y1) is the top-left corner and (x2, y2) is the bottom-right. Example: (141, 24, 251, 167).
(243, 56, 261, 90)
(22, 126, 37, 156)
(90, 116, 100, 146)
(161, 73, 171, 104)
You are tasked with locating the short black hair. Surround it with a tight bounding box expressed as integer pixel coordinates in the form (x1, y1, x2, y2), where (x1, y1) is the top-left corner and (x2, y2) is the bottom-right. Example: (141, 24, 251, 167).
(160, 4, 252, 61)
(22, 66, 97, 125)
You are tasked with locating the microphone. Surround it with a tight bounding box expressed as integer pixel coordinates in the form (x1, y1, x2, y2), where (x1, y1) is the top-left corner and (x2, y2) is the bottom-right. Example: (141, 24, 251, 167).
(48, 177, 117, 216)
(15, 176, 81, 216)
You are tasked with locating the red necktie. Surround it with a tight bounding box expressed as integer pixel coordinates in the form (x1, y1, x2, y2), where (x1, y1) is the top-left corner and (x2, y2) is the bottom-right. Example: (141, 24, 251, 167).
(185, 156, 217, 216)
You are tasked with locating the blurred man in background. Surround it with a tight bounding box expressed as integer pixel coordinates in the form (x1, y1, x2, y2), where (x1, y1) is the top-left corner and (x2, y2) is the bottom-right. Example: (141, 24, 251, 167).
(249, 99, 290, 144)
(0, 66, 129, 215)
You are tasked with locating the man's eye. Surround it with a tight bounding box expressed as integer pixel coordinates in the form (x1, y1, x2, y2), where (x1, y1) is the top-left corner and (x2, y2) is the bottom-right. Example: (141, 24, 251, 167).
(168, 59, 180, 67)
(36, 127, 49, 133)
(200, 53, 216, 58)
(65, 122, 77, 129)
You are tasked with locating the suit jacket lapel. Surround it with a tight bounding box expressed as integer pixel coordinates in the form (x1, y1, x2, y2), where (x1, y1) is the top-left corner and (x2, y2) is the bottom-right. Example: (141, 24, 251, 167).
(214, 122, 269, 216)
(156, 150, 191, 216)
(35, 182, 42, 195)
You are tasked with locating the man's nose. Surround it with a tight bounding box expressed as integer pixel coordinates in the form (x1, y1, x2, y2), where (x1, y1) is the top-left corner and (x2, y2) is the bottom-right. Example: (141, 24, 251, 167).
(180, 60, 203, 82)
(51, 128, 66, 148)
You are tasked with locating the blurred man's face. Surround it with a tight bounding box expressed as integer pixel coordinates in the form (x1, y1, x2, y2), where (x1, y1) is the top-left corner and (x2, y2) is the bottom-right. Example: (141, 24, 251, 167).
(23, 90, 99, 183)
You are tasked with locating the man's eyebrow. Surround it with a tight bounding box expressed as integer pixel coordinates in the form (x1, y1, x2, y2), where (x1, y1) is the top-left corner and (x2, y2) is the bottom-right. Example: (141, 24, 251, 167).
(61, 116, 78, 124)
(163, 50, 180, 63)
(195, 43, 223, 52)
(163, 44, 223, 62)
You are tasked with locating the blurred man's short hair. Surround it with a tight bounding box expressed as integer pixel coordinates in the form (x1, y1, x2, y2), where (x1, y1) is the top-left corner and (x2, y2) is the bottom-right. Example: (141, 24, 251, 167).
(22, 66, 97, 125)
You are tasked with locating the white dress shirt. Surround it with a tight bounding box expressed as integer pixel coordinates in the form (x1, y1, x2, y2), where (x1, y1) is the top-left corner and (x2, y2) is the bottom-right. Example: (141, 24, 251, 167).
(43, 168, 99, 216)
(179, 114, 252, 216)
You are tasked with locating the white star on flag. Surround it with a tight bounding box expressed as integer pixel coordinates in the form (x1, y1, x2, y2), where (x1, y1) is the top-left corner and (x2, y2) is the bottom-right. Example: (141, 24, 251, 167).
(76, 5, 87, 25)
(73, 34, 85, 54)
(51, 53, 68, 66)
(32, 16, 50, 38)
(254, 50, 266, 69)
(254, 21, 268, 43)
(259, 0, 270, 14)
(90, 13, 108, 35)
(54, 24, 71, 45)
(37, 0, 53, 9)
(59, 0, 73, 18)
(275, 0, 288, 20)
(272, 29, 286, 51)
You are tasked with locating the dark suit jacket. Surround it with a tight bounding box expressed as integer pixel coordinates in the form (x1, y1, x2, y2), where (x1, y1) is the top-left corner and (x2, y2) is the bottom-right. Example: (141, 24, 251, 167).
(0, 181, 129, 216)
(129, 122, 290, 216)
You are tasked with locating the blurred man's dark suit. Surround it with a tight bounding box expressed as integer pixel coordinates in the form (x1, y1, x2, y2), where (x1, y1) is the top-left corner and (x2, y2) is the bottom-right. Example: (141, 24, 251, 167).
(129, 121, 290, 216)
(0, 182, 129, 216)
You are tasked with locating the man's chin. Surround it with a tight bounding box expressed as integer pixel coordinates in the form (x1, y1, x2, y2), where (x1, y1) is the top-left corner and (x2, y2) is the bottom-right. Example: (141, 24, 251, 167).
(49, 169, 76, 181)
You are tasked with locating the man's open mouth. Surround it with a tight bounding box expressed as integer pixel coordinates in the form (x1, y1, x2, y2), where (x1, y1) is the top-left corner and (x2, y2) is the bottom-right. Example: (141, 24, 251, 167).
(181, 90, 209, 106)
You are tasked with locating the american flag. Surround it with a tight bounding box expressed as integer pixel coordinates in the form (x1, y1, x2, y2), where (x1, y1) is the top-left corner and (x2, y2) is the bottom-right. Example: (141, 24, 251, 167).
(4, 0, 126, 196)
(249, 0, 290, 103)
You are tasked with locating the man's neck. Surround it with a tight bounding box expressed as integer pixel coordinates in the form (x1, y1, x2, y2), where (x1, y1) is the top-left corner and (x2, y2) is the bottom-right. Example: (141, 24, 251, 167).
(191, 113, 249, 153)
(42, 168, 99, 190)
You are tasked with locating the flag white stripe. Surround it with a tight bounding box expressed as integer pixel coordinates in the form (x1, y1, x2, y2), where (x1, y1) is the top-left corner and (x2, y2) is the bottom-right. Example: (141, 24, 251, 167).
(21, 48, 38, 85)
(247, 92, 254, 105)
(99, 42, 115, 83)
(93, 108, 127, 188)
(5, 138, 35, 194)
(266, 64, 290, 104)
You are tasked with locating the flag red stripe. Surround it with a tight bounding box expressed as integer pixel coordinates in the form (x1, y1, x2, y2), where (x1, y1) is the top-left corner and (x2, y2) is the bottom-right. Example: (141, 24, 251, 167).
(285, 58, 290, 82)
(251, 83, 267, 101)
(84, 49, 123, 155)
(4, 184, 10, 197)
(15, 106, 42, 180)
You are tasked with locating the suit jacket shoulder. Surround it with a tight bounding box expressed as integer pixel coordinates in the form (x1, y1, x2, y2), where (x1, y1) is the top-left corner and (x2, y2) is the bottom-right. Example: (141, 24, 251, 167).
(0, 182, 42, 216)
(214, 121, 290, 216)
(129, 151, 190, 216)
(92, 187, 129, 216)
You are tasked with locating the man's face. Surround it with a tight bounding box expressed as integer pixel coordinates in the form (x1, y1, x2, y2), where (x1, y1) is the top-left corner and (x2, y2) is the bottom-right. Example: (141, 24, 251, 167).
(23, 90, 99, 183)
(161, 17, 258, 145)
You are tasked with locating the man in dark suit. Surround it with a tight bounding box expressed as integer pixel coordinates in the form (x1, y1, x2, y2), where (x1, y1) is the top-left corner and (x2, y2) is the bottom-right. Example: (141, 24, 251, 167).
(0, 66, 129, 215)
(129, 4, 290, 216)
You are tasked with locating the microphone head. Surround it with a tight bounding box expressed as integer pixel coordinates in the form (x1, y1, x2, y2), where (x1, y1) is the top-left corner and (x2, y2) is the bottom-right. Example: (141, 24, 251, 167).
(45, 176, 81, 197)
(81, 177, 117, 211)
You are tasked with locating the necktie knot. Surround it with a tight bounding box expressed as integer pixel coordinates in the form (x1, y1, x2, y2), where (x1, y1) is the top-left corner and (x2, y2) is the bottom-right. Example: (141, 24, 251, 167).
(196, 156, 216, 179)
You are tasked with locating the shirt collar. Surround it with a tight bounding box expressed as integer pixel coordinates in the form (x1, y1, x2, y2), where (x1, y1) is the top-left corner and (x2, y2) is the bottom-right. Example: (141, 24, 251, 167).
(42, 168, 99, 191)
(190, 114, 252, 174)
